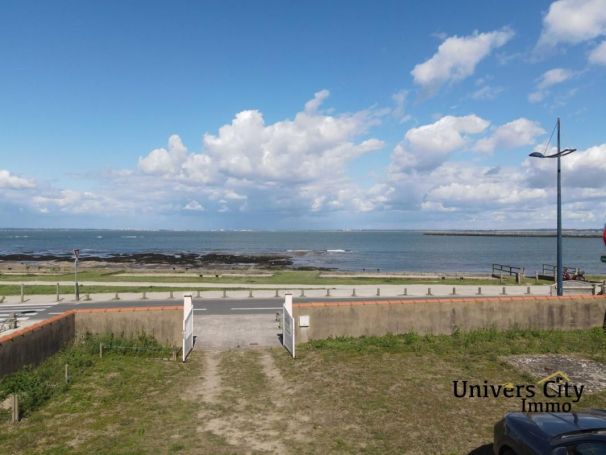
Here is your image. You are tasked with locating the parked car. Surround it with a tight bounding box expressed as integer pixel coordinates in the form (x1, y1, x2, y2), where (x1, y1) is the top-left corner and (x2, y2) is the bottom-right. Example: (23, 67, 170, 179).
(494, 410, 606, 454)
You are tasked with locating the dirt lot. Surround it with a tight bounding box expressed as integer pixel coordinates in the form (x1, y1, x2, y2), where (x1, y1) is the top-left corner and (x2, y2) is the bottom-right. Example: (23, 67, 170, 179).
(1, 328, 606, 454)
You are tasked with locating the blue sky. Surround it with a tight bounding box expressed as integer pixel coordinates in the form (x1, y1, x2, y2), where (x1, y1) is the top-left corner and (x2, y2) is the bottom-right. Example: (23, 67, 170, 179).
(1, 0, 605, 229)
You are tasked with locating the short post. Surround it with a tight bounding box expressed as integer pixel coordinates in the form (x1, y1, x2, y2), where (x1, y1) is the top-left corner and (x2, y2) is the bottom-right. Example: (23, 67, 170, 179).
(476, 287, 482, 296)
(0, 296, 4, 303)
(526, 286, 531, 295)
(169, 290, 174, 299)
(112, 292, 120, 301)
(11, 393, 19, 423)
(275, 289, 280, 298)
(602, 280, 606, 295)
(56, 283, 60, 302)
(403, 288, 407, 296)
(99, 343, 103, 358)
(501, 286, 507, 295)
(300, 289, 305, 297)
(426, 287, 432, 296)
(222, 289, 227, 298)
(592, 284, 597, 295)
(451, 287, 456, 296)
(65, 363, 69, 384)
(499, 272, 503, 284)
(196, 290, 201, 298)
(326, 288, 330, 297)
(535, 272, 539, 284)
(376, 288, 380, 297)
(20, 284, 24, 303)
(141, 291, 147, 300)
(352, 288, 356, 297)
(249, 289, 253, 298)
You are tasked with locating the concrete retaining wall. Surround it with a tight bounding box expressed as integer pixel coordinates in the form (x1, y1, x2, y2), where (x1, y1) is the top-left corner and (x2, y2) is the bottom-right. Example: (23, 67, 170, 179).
(0, 312, 76, 378)
(75, 307, 182, 347)
(293, 296, 606, 343)
(0, 306, 182, 378)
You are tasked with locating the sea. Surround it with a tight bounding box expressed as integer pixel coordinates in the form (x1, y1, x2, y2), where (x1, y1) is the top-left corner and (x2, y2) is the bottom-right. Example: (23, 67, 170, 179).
(0, 229, 604, 275)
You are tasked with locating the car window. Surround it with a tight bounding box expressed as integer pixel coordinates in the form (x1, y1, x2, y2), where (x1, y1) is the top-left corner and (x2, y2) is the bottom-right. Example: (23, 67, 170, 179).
(568, 442, 606, 455)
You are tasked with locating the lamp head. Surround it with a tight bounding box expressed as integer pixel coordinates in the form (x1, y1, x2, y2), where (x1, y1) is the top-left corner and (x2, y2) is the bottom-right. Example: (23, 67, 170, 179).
(529, 152, 545, 158)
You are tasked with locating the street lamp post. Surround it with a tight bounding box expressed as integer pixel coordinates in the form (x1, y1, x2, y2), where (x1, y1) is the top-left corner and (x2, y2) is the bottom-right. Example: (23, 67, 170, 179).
(529, 118, 576, 296)
(73, 249, 80, 302)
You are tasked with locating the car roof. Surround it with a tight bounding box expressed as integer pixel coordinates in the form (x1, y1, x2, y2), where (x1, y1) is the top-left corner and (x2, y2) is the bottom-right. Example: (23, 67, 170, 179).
(507, 410, 606, 440)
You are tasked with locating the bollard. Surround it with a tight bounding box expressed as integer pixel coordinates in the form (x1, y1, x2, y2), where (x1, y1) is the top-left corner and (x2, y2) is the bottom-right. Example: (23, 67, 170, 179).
(196, 290, 201, 298)
(56, 283, 61, 302)
(112, 292, 120, 301)
(592, 284, 597, 295)
(20, 284, 24, 303)
(300, 289, 305, 297)
(0, 295, 4, 303)
(222, 289, 227, 298)
(526, 286, 531, 295)
(84, 293, 91, 301)
(352, 288, 356, 297)
(326, 288, 331, 297)
(141, 291, 147, 300)
(249, 289, 253, 298)
(499, 272, 503, 284)
(501, 287, 507, 296)
(403, 288, 407, 296)
(476, 287, 482, 296)
(602, 280, 606, 295)
(451, 287, 456, 296)
(65, 364, 69, 384)
(99, 343, 104, 358)
(426, 287, 432, 296)
(275, 289, 280, 298)
(11, 393, 19, 423)
(535, 272, 539, 284)
(169, 290, 174, 299)
(376, 288, 380, 297)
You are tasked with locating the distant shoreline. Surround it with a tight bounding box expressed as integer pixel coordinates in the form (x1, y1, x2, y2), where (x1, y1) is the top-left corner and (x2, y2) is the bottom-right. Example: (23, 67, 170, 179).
(423, 230, 601, 238)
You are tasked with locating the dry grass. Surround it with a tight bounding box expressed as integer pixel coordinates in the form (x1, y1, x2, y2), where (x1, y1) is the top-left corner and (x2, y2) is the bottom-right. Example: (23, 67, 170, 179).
(2, 328, 606, 454)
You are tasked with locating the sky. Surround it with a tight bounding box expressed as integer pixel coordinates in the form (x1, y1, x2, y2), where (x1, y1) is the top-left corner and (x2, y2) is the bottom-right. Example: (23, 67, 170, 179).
(1, 0, 605, 230)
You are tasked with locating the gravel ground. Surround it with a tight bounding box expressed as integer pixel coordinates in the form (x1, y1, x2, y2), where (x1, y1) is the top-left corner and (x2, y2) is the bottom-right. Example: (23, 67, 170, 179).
(504, 354, 606, 393)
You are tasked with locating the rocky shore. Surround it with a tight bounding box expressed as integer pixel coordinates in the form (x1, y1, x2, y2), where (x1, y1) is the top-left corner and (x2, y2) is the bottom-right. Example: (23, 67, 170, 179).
(0, 252, 295, 270)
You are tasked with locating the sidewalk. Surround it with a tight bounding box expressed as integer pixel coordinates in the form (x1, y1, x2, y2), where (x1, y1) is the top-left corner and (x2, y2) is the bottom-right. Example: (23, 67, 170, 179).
(0, 283, 554, 304)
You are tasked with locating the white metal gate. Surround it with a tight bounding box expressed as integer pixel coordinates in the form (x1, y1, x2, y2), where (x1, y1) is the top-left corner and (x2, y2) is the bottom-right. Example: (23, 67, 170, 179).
(282, 294, 295, 358)
(182, 293, 194, 362)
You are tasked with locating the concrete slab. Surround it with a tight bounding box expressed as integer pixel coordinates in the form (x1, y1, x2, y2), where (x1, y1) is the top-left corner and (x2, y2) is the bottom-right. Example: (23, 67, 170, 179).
(193, 314, 282, 350)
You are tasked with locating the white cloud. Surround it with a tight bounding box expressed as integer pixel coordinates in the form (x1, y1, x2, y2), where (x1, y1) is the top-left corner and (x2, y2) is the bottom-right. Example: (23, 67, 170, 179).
(411, 28, 514, 94)
(473, 118, 545, 153)
(589, 40, 606, 64)
(134, 91, 385, 215)
(528, 68, 576, 103)
(183, 200, 204, 211)
(0, 169, 35, 189)
(470, 85, 503, 100)
(537, 0, 606, 49)
(391, 90, 411, 122)
(391, 115, 489, 171)
(138, 134, 188, 175)
(537, 68, 575, 89)
(525, 143, 606, 189)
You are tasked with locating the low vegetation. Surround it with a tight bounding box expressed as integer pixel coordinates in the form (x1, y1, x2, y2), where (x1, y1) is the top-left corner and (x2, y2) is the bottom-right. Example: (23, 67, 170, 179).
(0, 269, 560, 288)
(1, 328, 605, 454)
